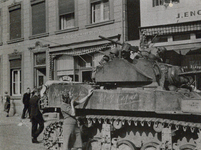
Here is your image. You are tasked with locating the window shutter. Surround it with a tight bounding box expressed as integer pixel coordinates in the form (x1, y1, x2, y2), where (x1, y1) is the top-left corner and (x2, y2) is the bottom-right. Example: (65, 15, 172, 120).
(9, 7, 21, 40)
(59, 0, 74, 15)
(32, 1, 46, 35)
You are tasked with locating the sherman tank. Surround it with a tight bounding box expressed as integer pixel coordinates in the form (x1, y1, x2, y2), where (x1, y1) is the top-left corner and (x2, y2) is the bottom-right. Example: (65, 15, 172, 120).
(41, 36, 201, 150)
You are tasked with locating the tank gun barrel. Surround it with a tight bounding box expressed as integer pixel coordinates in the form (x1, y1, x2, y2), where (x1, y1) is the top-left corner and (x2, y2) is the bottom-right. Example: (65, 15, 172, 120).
(99, 35, 122, 46)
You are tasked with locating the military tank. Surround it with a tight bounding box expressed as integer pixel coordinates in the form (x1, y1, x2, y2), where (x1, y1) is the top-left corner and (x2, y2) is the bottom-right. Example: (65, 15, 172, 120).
(41, 36, 201, 150)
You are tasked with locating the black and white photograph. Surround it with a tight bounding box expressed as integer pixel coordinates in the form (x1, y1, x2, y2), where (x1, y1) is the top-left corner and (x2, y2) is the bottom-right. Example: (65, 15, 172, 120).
(0, 0, 201, 149)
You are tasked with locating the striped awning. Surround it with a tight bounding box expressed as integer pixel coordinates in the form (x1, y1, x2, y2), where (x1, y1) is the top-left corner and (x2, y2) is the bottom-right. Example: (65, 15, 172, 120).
(51, 44, 112, 57)
(141, 21, 201, 36)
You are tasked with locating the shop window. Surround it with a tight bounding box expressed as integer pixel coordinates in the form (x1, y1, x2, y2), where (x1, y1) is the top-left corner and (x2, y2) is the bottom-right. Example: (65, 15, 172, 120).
(153, 0, 179, 7)
(148, 35, 168, 43)
(11, 69, 21, 96)
(91, 0, 109, 24)
(82, 71, 92, 83)
(34, 52, 46, 88)
(59, 0, 75, 30)
(9, 4, 21, 40)
(196, 32, 201, 39)
(31, 0, 46, 35)
(173, 33, 190, 41)
(77, 55, 92, 68)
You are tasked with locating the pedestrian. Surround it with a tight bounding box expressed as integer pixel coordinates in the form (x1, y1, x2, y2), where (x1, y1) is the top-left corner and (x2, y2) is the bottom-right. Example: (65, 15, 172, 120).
(4, 91, 11, 117)
(21, 87, 31, 119)
(61, 89, 93, 150)
(29, 88, 44, 143)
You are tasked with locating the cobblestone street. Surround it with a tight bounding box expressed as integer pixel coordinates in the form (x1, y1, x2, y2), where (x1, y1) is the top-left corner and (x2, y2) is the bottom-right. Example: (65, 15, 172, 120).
(0, 103, 45, 150)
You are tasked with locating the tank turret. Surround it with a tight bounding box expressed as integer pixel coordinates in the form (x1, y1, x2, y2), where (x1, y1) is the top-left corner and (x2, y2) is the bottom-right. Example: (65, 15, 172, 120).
(41, 36, 201, 150)
(94, 36, 193, 90)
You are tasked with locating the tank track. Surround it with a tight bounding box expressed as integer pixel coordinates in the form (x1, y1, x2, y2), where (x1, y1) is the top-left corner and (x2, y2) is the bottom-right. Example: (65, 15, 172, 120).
(43, 115, 201, 149)
(84, 115, 201, 131)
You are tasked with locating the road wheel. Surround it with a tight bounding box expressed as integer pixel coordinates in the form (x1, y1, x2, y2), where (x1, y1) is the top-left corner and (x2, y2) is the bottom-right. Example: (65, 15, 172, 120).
(117, 140, 136, 150)
(43, 121, 63, 150)
(180, 144, 196, 150)
(140, 142, 160, 150)
(85, 138, 102, 150)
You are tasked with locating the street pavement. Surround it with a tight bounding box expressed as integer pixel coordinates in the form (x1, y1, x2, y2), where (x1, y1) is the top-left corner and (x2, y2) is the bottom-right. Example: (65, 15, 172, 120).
(0, 103, 46, 150)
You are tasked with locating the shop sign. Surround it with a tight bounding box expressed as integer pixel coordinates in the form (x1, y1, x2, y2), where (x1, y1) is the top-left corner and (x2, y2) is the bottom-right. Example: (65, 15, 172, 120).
(181, 55, 201, 71)
(176, 10, 201, 19)
(59, 75, 72, 81)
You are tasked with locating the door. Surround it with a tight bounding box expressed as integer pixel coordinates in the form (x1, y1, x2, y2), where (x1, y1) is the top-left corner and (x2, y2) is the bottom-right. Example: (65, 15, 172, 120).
(36, 68, 46, 88)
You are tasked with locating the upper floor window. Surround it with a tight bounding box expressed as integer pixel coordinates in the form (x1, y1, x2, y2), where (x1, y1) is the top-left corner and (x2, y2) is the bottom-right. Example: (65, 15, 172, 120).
(0, 9, 2, 44)
(31, 0, 46, 35)
(91, 0, 109, 24)
(153, 0, 179, 7)
(9, 4, 21, 40)
(59, 0, 75, 30)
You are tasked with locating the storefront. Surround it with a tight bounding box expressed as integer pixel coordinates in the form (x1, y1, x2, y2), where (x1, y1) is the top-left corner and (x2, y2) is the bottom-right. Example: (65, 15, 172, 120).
(49, 35, 120, 82)
(181, 49, 201, 90)
(50, 44, 112, 83)
(29, 41, 49, 89)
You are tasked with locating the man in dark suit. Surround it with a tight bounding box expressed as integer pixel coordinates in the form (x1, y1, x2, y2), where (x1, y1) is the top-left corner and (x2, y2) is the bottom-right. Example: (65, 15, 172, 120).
(29, 88, 44, 143)
(21, 87, 31, 119)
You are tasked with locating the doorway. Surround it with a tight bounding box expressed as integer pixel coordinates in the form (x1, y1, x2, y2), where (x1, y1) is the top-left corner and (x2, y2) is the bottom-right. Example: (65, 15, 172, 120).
(36, 68, 46, 88)
(82, 71, 92, 83)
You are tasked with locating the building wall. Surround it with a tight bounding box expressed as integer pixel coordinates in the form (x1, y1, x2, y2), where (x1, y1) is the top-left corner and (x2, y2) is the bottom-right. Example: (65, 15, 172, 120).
(0, 0, 125, 114)
(141, 0, 201, 27)
(140, 0, 201, 90)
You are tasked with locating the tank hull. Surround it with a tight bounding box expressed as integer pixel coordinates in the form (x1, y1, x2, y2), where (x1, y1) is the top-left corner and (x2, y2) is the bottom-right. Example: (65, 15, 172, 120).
(42, 82, 201, 150)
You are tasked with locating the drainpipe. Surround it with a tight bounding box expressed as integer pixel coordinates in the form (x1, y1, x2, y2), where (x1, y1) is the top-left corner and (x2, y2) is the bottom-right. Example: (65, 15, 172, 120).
(122, 0, 126, 43)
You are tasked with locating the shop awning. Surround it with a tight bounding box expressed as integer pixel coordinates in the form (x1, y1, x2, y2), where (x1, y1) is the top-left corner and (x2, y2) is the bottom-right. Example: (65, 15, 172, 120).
(140, 21, 201, 36)
(51, 44, 111, 57)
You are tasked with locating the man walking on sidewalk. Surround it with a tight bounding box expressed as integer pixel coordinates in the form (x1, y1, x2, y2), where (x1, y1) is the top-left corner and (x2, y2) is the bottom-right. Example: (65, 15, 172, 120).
(4, 91, 11, 117)
(21, 87, 31, 119)
(29, 88, 44, 143)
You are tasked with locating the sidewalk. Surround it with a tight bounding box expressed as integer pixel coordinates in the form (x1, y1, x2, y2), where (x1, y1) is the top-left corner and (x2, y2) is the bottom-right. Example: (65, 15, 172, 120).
(0, 102, 45, 150)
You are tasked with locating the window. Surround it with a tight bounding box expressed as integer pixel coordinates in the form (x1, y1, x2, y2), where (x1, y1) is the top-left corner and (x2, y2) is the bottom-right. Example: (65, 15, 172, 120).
(9, 4, 21, 40)
(91, 0, 109, 24)
(148, 35, 168, 43)
(75, 55, 92, 68)
(196, 32, 201, 39)
(0, 9, 2, 44)
(59, 0, 75, 30)
(153, 0, 179, 7)
(11, 69, 21, 96)
(35, 53, 46, 65)
(31, 0, 46, 35)
(173, 33, 190, 41)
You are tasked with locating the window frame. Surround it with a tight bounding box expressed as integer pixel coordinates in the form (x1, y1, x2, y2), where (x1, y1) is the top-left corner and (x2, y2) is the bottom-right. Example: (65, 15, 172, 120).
(0, 8, 2, 45)
(91, 0, 110, 24)
(29, 0, 49, 39)
(55, 0, 78, 34)
(11, 69, 21, 96)
(58, 0, 76, 30)
(86, 0, 114, 28)
(7, 2, 24, 44)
